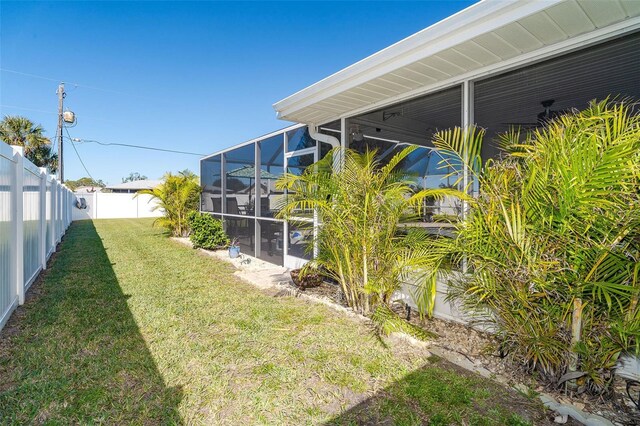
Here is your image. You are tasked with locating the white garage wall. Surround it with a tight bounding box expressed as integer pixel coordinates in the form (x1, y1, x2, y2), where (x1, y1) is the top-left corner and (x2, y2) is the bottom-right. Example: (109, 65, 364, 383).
(73, 192, 163, 220)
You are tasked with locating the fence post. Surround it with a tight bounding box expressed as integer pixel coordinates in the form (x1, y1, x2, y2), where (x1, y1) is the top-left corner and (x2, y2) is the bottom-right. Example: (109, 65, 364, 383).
(11, 147, 25, 305)
(62, 190, 65, 229)
(69, 190, 73, 226)
(66, 189, 70, 228)
(67, 190, 72, 227)
(53, 180, 57, 244)
(51, 178, 57, 252)
(39, 168, 47, 270)
(56, 183, 62, 243)
(63, 189, 67, 229)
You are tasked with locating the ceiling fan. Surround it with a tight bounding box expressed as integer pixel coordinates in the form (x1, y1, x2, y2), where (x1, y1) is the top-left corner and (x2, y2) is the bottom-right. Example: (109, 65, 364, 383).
(349, 125, 365, 142)
(502, 99, 567, 129)
(537, 99, 566, 123)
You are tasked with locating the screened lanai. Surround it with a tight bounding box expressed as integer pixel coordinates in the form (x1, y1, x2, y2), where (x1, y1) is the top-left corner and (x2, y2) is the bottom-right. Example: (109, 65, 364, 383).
(202, 0, 640, 268)
(201, 30, 640, 267)
(200, 125, 335, 267)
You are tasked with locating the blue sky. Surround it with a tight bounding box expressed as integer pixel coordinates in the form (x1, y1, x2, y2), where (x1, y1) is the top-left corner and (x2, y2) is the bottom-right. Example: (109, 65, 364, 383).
(1, 1, 474, 184)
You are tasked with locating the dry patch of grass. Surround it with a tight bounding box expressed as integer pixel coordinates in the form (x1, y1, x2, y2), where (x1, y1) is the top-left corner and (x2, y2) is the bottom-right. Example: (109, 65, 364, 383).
(0, 219, 549, 425)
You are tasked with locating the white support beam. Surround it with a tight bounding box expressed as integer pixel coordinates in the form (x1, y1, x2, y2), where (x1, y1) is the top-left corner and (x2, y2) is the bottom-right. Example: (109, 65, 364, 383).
(221, 153, 227, 215)
(461, 79, 474, 214)
(461, 80, 474, 274)
(282, 131, 289, 262)
(340, 117, 347, 151)
(254, 142, 261, 258)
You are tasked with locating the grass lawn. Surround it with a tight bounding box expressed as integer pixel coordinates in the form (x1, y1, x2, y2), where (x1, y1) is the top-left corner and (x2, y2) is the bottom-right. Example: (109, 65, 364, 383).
(0, 219, 549, 425)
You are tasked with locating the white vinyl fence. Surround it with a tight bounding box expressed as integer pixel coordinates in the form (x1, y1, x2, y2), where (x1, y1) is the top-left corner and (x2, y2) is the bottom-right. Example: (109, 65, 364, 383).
(72, 192, 162, 220)
(0, 144, 73, 332)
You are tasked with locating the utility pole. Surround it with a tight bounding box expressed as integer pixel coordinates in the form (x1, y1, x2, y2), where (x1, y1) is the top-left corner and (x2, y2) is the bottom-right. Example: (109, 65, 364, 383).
(56, 83, 65, 182)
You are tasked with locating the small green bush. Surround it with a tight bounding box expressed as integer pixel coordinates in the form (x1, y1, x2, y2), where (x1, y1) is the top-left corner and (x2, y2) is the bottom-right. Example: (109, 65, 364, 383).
(187, 211, 229, 250)
(137, 170, 201, 237)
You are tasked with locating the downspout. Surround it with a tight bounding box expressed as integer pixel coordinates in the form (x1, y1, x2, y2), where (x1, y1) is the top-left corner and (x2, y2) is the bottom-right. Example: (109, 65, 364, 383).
(306, 124, 342, 260)
(307, 123, 342, 172)
(307, 123, 339, 148)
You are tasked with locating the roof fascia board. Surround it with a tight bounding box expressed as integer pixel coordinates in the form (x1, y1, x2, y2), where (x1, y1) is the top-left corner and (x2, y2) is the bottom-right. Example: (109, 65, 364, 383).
(313, 17, 640, 126)
(200, 123, 305, 161)
(273, 0, 515, 112)
(273, 0, 561, 117)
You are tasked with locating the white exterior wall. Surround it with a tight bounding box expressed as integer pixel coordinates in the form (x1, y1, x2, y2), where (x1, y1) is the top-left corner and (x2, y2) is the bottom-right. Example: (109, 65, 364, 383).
(395, 278, 471, 324)
(0, 144, 74, 332)
(72, 192, 162, 220)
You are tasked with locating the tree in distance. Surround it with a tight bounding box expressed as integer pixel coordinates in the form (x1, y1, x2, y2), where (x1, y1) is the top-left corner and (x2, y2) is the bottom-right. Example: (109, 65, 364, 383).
(0, 115, 58, 172)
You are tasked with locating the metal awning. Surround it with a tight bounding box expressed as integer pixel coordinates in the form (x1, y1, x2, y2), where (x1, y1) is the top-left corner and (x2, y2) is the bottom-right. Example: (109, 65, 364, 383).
(273, 0, 640, 125)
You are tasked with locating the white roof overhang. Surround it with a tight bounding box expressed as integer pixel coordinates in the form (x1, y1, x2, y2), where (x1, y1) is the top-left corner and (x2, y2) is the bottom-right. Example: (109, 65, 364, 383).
(273, 0, 640, 125)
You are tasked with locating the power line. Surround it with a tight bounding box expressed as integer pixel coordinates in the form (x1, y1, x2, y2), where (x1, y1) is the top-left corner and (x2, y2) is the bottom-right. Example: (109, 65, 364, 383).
(0, 68, 161, 100)
(72, 137, 206, 156)
(0, 104, 57, 115)
(64, 126, 95, 181)
(0, 68, 60, 83)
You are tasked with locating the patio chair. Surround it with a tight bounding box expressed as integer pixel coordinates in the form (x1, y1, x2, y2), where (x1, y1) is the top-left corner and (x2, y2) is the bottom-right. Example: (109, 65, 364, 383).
(211, 197, 222, 212)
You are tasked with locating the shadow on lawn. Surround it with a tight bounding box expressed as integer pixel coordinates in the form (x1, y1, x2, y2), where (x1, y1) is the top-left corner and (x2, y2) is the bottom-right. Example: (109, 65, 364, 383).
(325, 358, 548, 426)
(0, 220, 183, 424)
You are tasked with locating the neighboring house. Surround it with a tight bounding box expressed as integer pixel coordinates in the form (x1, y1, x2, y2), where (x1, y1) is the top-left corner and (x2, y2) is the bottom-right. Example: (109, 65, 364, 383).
(105, 179, 162, 194)
(200, 0, 640, 277)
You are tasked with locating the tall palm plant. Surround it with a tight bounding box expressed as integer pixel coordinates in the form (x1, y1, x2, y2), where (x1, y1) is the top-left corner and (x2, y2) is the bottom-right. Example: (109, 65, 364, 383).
(138, 170, 201, 237)
(0, 115, 58, 171)
(276, 146, 462, 338)
(422, 100, 640, 388)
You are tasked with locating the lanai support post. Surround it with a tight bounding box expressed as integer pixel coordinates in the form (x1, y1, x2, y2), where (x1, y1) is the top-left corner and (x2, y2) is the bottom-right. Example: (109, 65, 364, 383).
(461, 80, 474, 273)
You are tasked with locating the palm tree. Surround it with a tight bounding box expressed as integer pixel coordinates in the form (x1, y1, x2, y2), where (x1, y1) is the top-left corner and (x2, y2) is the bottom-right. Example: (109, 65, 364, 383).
(0, 115, 58, 171)
(137, 170, 201, 237)
(421, 99, 640, 389)
(276, 146, 462, 338)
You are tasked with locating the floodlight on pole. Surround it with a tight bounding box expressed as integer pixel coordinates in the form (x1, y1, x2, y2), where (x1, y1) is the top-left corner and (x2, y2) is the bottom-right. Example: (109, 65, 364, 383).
(63, 110, 76, 124)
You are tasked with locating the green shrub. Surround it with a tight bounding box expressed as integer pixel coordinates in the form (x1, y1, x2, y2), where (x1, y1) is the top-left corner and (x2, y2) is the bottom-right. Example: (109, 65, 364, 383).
(187, 211, 229, 250)
(422, 100, 640, 390)
(137, 170, 201, 237)
(276, 146, 461, 337)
